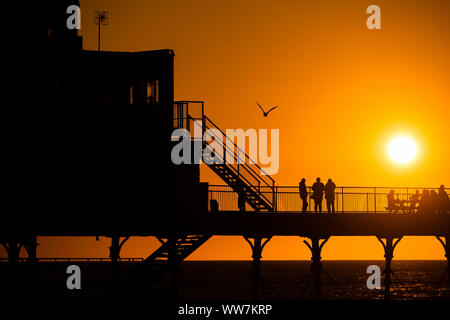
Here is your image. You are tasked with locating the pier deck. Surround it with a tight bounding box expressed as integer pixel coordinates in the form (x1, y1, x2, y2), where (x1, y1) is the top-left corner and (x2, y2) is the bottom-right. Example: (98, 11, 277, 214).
(2, 212, 448, 238)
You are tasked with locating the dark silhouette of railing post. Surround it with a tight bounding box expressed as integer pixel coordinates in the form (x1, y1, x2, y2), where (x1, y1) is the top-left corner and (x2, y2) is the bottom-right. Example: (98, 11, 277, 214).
(436, 236, 449, 285)
(244, 236, 272, 300)
(374, 187, 377, 213)
(366, 193, 369, 212)
(272, 184, 276, 213)
(302, 237, 330, 300)
(376, 236, 403, 299)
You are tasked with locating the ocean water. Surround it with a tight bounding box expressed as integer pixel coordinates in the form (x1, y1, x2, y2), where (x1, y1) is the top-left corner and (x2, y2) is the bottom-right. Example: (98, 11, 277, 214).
(3, 260, 448, 300)
(171, 260, 450, 300)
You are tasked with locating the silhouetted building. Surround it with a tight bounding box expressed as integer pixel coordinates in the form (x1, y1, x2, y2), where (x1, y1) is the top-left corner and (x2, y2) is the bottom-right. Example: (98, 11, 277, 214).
(2, 0, 207, 226)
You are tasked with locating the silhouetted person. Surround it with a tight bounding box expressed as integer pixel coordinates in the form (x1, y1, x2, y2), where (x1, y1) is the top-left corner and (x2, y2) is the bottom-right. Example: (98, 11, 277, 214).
(438, 185, 449, 214)
(238, 193, 245, 212)
(418, 190, 431, 214)
(210, 199, 219, 213)
(409, 190, 421, 209)
(430, 190, 439, 213)
(312, 177, 325, 213)
(298, 178, 308, 213)
(387, 190, 398, 213)
(325, 179, 336, 213)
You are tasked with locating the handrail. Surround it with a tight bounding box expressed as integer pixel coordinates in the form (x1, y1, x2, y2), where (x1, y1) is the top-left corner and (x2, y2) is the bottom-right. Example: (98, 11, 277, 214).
(203, 115, 274, 181)
(203, 115, 275, 187)
(200, 120, 273, 205)
(173, 101, 274, 187)
(188, 115, 270, 190)
(200, 118, 273, 200)
(174, 100, 276, 210)
(0, 257, 144, 262)
(208, 184, 450, 213)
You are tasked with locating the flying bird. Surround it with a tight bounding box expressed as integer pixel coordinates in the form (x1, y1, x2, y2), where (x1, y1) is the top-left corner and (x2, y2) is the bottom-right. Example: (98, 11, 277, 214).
(256, 102, 279, 117)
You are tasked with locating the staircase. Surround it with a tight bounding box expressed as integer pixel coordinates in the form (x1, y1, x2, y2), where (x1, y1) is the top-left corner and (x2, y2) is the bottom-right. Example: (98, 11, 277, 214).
(122, 102, 276, 292)
(121, 235, 211, 291)
(199, 115, 275, 212)
(206, 163, 272, 211)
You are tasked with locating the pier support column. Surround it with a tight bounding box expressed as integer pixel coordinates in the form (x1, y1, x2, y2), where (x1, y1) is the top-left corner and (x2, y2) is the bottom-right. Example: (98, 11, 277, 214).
(376, 236, 403, 300)
(436, 236, 449, 286)
(0, 238, 25, 299)
(167, 236, 179, 301)
(108, 235, 129, 294)
(244, 236, 272, 300)
(0, 239, 22, 266)
(302, 236, 330, 300)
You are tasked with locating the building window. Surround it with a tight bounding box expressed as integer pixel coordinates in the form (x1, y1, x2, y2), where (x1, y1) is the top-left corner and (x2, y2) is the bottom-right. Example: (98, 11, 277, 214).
(146, 80, 159, 105)
(129, 85, 134, 104)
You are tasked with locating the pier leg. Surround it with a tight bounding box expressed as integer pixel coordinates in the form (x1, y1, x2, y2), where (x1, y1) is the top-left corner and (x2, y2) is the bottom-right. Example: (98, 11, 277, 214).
(435, 236, 449, 286)
(0, 239, 23, 299)
(108, 235, 129, 297)
(168, 236, 179, 301)
(1, 239, 22, 266)
(109, 236, 120, 274)
(376, 236, 403, 300)
(302, 237, 330, 300)
(244, 236, 272, 300)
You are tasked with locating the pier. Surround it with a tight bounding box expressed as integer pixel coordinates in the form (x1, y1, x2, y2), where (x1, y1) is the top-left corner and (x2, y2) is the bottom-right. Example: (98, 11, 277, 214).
(1, 4, 449, 301)
(1, 188, 449, 300)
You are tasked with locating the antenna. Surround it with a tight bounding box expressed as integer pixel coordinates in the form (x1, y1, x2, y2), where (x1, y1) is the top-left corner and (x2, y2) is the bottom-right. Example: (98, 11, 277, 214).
(94, 11, 109, 51)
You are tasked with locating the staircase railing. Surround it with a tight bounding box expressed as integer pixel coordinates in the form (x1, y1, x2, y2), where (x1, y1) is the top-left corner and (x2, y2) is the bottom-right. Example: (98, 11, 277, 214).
(173, 101, 276, 212)
(200, 115, 275, 211)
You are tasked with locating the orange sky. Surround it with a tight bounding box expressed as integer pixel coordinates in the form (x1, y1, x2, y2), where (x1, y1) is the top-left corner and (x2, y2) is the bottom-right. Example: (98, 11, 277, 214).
(2, 0, 448, 260)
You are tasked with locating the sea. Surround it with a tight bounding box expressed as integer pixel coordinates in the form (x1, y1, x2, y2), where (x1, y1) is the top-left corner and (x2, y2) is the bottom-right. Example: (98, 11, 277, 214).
(5, 260, 445, 301)
(172, 260, 449, 300)
(1, 260, 448, 317)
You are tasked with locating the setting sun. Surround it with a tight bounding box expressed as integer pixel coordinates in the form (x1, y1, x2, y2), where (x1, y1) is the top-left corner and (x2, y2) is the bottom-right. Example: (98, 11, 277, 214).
(387, 136, 418, 164)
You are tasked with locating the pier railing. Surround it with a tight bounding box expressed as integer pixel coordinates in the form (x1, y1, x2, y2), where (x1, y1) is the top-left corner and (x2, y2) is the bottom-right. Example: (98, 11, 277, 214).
(208, 185, 450, 213)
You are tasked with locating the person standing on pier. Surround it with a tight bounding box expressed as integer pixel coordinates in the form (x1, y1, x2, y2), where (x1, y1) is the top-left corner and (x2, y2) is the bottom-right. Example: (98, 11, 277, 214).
(409, 190, 421, 209)
(438, 185, 449, 214)
(418, 190, 431, 214)
(238, 192, 246, 212)
(430, 190, 439, 213)
(312, 177, 325, 213)
(325, 179, 336, 213)
(299, 178, 308, 213)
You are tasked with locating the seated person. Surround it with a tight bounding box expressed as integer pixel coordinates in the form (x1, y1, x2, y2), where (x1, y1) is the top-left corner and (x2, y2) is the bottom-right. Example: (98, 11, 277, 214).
(409, 190, 421, 209)
(387, 190, 400, 213)
(438, 185, 449, 214)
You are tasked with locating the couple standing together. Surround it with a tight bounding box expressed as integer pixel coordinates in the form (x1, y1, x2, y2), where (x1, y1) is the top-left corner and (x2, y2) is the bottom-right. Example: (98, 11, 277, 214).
(298, 178, 336, 213)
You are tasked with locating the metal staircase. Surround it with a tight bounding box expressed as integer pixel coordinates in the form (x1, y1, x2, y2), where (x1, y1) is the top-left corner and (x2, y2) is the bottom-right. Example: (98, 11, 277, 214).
(201, 115, 274, 212)
(121, 235, 211, 290)
(122, 101, 276, 292)
(174, 100, 276, 212)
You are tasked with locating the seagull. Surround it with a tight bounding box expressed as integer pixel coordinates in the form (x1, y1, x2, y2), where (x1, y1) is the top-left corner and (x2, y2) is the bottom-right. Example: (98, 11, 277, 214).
(256, 102, 279, 117)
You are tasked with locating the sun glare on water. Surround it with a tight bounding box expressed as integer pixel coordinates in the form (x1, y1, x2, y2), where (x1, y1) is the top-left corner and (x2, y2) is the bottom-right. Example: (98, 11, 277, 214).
(387, 136, 418, 165)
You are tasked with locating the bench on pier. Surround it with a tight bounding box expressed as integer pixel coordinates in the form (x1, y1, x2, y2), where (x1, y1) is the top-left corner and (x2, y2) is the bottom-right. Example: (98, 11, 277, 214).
(385, 201, 418, 214)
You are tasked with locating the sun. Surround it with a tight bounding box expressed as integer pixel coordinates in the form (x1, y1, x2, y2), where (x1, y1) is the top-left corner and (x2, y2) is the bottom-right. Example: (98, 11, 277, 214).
(387, 136, 418, 164)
